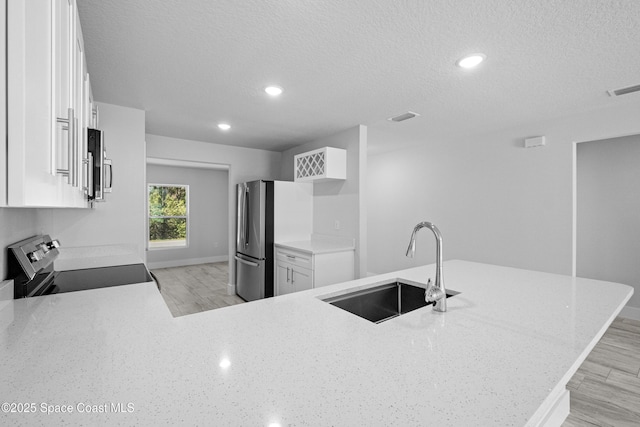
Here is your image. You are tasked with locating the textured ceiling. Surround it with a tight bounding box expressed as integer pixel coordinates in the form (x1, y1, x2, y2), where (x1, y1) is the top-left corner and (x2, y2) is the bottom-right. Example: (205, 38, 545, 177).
(77, 0, 640, 152)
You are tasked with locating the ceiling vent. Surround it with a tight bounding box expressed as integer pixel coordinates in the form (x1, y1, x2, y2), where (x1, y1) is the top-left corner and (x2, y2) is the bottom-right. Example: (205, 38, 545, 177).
(388, 111, 420, 122)
(607, 84, 640, 97)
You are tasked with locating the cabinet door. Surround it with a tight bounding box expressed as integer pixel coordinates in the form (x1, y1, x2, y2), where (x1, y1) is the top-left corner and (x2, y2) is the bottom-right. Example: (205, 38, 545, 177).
(0, 0, 6, 206)
(276, 261, 295, 296)
(8, 0, 58, 206)
(54, 0, 74, 187)
(291, 266, 313, 292)
(70, 5, 88, 205)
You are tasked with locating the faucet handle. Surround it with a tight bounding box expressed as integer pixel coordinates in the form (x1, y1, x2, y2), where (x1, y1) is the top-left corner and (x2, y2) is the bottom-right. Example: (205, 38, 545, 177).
(424, 278, 433, 299)
(425, 278, 445, 303)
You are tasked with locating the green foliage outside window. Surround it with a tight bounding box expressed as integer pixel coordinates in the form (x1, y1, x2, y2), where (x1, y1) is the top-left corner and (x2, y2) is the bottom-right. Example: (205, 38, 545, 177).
(148, 185, 188, 247)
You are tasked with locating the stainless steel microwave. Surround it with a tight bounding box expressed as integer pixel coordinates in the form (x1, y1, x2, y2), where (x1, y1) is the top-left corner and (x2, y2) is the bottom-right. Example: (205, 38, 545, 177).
(86, 128, 112, 201)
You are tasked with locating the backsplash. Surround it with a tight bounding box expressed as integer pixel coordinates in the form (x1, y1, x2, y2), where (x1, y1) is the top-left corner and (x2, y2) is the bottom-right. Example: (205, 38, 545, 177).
(0, 208, 43, 280)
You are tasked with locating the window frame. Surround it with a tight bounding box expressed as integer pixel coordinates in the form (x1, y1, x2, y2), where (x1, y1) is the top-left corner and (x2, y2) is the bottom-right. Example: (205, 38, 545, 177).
(147, 183, 190, 250)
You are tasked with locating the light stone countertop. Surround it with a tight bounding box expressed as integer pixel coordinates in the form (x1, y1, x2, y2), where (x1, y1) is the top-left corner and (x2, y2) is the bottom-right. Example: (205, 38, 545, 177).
(0, 260, 633, 426)
(276, 235, 355, 255)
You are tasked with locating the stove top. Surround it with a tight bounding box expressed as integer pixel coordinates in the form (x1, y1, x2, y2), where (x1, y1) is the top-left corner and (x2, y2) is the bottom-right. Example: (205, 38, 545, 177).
(7, 235, 154, 298)
(54, 264, 152, 293)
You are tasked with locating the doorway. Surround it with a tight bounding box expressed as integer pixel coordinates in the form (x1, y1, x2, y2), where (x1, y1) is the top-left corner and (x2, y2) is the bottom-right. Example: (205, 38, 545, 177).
(146, 158, 238, 316)
(575, 134, 640, 317)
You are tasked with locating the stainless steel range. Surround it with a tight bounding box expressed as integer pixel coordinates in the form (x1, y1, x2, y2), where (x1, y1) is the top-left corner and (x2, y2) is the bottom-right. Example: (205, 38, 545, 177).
(8, 235, 153, 298)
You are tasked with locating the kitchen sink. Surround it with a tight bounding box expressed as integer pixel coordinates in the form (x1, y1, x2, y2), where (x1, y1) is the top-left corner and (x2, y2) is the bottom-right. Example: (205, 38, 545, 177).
(321, 280, 459, 323)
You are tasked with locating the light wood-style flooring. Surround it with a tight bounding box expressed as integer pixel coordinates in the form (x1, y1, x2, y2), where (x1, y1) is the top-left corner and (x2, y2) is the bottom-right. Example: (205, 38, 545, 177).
(152, 262, 244, 317)
(563, 316, 640, 426)
(152, 265, 639, 424)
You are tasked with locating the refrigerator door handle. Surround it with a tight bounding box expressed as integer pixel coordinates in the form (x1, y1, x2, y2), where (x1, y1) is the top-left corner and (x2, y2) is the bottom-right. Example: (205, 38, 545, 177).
(236, 184, 246, 248)
(234, 255, 259, 268)
(243, 186, 250, 247)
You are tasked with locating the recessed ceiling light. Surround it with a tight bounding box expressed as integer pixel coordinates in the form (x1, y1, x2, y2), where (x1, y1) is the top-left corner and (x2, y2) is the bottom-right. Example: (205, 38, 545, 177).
(264, 86, 283, 96)
(456, 53, 486, 69)
(218, 123, 231, 131)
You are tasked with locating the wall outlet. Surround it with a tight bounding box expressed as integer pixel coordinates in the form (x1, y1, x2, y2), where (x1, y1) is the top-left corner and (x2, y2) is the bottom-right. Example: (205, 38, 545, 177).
(334, 220, 340, 230)
(213, 241, 219, 248)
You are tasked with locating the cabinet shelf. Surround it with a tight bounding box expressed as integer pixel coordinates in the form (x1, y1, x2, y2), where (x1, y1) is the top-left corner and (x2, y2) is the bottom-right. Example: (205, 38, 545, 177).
(294, 147, 346, 182)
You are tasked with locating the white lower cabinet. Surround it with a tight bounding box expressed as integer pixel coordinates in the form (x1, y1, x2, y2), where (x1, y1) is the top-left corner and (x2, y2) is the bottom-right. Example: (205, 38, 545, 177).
(275, 246, 354, 296)
(276, 261, 312, 296)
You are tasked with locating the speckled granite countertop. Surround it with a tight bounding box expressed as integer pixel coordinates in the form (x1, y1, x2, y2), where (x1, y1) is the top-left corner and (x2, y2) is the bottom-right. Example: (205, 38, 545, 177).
(275, 240, 355, 254)
(276, 234, 355, 255)
(0, 260, 632, 426)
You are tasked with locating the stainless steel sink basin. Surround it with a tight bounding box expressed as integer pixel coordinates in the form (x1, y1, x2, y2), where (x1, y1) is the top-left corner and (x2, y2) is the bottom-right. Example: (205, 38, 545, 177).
(321, 280, 459, 323)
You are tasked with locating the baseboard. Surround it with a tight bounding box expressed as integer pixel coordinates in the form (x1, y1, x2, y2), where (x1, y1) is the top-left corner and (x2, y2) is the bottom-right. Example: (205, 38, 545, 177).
(226, 282, 235, 296)
(537, 389, 569, 427)
(620, 305, 640, 321)
(147, 255, 228, 270)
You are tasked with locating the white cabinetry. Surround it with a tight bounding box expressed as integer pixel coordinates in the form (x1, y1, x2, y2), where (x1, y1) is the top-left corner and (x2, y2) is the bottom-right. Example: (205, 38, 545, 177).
(276, 248, 314, 296)
(294, 147, 346, 182)
(275, 245, 354, 296)
(1, 0, 6, 205)
(6, 0, 90, 207)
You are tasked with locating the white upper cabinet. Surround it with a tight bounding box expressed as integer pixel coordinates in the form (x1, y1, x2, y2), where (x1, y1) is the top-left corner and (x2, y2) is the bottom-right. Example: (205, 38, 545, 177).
(294, 147, 347, 182)
(6, 0, 90, 207)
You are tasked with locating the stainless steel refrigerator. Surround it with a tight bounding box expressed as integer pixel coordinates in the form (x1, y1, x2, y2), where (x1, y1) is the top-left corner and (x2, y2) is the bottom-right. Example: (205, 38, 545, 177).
(235, 180, 312, 301)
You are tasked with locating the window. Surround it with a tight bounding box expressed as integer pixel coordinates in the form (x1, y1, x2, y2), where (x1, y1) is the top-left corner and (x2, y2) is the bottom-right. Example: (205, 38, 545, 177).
(148, 184, 188, 249)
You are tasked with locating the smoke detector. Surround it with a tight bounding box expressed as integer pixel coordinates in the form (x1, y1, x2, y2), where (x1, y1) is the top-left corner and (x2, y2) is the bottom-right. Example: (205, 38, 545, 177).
(387, 111, 420, 122)
(607, 84, 640, 97)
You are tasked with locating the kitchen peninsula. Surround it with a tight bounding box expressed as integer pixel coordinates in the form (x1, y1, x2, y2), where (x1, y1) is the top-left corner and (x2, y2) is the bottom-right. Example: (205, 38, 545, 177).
(0, 260, 632, 426)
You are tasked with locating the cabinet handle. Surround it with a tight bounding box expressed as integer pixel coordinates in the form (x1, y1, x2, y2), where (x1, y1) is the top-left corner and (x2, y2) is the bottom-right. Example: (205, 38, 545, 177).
(72, 116, 78, 187)
(92, 105, 99, 128)
(286, 267, 290, 282)
(291, 269, 295, 284)
(286, 254, 296, 260)
(83, 151, 94, 197)
(55, 107, 74, 184)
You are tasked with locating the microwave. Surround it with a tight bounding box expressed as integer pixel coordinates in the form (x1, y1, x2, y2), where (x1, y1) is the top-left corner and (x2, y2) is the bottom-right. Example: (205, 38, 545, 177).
(86, 128, 112, 201)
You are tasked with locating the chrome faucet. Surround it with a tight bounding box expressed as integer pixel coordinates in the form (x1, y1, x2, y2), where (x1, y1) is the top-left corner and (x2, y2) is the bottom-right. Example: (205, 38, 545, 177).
(405, 222, 447, 312)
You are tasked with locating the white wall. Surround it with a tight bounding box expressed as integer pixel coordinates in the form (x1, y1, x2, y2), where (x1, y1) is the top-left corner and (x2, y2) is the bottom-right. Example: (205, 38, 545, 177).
(145, 134, 282, 289)
(367, 103, 640, 282)
(45, 103, 147, 260)
(280, 125, 367, 278)
(146, 164, 228, 269)
(577, 134, 640, 314)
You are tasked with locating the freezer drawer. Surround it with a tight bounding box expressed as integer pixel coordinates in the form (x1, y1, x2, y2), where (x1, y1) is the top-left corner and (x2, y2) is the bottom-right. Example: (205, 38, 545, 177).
(235, 254, 265, 302)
